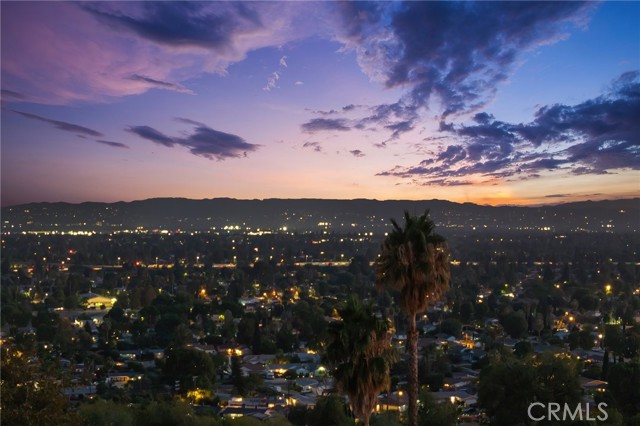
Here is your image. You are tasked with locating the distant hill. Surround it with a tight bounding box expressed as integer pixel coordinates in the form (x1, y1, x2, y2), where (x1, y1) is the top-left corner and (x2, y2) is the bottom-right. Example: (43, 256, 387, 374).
(1, 197, 638, 233)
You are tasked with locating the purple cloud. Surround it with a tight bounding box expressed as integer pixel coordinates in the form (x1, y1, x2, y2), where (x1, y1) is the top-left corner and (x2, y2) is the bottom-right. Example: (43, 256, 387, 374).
(128, 125, 175, 147)
(82, 2, 262, 50)
(349, 149, 365, 157)
(437, 145, 467, 164)
(378, 71, 640, 184)
(302, 118, 351, 133)
(1, 2, 326, 104)
(327, 1, 596, 140)
(302, 141, 323, 152)
(187, 126, 259, 159)
(385, 120, 414, 140)
(96, 140, 129, 149)
(8, 109, 134, 150)
(1, 89, 27, 102)
(128, 121, 260, 160)
(359, 2, 592, 116)
(11, 110, 103, 137)
(127, 74, 194, 94)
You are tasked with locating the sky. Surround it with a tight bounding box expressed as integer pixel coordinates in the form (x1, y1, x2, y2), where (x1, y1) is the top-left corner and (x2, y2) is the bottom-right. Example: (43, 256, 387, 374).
(1, 1, 639, 207)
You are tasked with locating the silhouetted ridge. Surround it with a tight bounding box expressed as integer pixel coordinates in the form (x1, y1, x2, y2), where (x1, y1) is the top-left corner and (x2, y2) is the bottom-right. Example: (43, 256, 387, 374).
(2, 198, 637, 233)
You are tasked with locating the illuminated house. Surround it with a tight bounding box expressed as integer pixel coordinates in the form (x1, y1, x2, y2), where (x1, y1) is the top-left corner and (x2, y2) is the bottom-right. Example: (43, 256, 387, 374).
(81, 293, 116, 309)
(376, 391, 409, 412)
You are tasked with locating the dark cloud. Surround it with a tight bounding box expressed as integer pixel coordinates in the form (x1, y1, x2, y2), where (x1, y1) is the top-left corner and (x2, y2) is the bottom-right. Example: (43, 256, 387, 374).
(9, 110, 131, 150)
(83, 2, 263, 50)
(175, 117, 206, 127)
(310, 104, 363, 116)
(436, 145, 466, 164)
(128, 125, 175, 147)
(11, 110, 103, 137)
(390, 2, 592, 117)
(359, 102, 418, 138)
(385, 120, 414, 140)
(378, 71, 640, 184)
(128, 121, 259, 160)
(519, 75, 640, 154)
(303, 141, 322, 152)
(96, 140, 129, 149)
(2, 89, 27, 101)
(545, 192, 603, 198)
(128, 74, 193, 94)
(328, 1, 595, 140)
(419, 179, 475, 187)
(186, 126, 259, 159)
(301, 118, 351, 133)
(521, 158, 568, 171)
(349, 149, 365, 158)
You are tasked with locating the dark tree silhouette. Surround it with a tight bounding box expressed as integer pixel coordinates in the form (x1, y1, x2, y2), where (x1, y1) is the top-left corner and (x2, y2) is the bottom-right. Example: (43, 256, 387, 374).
(376, 211, 450, 426)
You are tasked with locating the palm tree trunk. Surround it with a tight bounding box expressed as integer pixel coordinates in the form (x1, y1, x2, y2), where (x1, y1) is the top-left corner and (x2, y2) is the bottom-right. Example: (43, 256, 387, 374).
(408, 312, 419, 426)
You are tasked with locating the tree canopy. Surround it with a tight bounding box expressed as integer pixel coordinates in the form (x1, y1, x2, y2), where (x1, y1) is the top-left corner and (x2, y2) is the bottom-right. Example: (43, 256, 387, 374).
(325, 296, 396, 426)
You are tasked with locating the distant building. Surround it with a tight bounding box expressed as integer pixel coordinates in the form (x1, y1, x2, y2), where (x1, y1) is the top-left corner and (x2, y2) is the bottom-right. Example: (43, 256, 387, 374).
(106, 372, 143, 388)
(377, 391, 408, 412)
(80, 293, 116, 309)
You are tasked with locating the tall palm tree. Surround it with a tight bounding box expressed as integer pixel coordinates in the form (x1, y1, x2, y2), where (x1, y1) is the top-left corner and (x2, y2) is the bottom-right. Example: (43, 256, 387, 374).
(325, 295, 396, 426)
(375, 210, 450, 426)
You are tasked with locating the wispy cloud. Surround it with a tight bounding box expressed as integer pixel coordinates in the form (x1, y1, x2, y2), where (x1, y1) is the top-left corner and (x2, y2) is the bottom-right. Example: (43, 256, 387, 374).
(8, 109, 133, 150)
(349, 149, 365, 158)
(264, 55, 289, 91)
(1, 2, 327, 104)
(302, 141, 323, 152)
(127, 74, 194, 94)
(96, 140, 129, 149)
(128, 125, 174, 147)
(128, 120, 260, 160)
(263, 71, 280, 92)
(378, 71, 640, 184)
(302, 118, 351, 133)
(11, 110, 103, 137)
(1, 89, 27, 102)
(544, 193, 602, 199)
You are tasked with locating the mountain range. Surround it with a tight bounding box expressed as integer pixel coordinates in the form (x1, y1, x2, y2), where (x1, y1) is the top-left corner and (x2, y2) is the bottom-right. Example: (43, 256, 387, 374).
(2, 198, 638, 234)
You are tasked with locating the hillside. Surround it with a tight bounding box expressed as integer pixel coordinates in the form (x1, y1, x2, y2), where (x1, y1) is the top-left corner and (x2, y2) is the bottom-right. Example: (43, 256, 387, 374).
(2, 197, 638, 233)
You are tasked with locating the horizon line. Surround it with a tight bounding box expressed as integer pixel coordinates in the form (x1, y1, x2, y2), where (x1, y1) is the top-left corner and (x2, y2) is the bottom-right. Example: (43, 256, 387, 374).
(2, 195, 638, 210)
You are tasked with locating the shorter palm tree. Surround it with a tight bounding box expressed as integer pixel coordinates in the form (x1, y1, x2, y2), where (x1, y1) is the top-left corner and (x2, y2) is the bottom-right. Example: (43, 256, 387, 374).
(325, 295, 397, 426)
